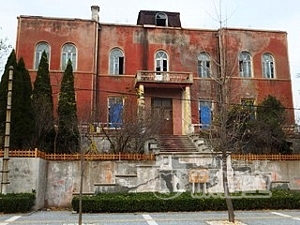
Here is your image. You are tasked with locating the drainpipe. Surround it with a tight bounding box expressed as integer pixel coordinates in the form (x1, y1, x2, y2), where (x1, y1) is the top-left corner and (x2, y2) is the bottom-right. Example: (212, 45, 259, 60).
(91, 5, 100, 122)
(1, 66, 13, 194)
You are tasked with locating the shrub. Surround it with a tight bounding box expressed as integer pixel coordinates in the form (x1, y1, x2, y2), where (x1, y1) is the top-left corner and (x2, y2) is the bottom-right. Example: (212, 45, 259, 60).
(0, 193, 35, 213)
(72, 190, 300, 213)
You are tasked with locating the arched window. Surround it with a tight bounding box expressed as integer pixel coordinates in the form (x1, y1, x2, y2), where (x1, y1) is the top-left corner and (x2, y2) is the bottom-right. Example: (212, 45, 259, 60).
(155, 51, 168, 80)
(155, 12, 168, 26)
(198, 52, 210, 78)
(262, 53, 275, 78)
(155, 51, 168, 72)
(61, 43, 77, 70)
(109, 48, 124, 75)
(239, 51, 252, 77)
(35, 42, 50, 69)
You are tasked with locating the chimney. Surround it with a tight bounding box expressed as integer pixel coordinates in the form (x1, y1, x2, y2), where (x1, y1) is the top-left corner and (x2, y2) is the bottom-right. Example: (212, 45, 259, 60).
(91, 5, 100, 22)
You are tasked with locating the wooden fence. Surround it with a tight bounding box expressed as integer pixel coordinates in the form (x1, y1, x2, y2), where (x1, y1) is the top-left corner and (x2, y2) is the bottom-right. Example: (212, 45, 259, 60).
(0, 149, 155, 161)
(231, 154, 300, 161)
(1, 149, 300, 161)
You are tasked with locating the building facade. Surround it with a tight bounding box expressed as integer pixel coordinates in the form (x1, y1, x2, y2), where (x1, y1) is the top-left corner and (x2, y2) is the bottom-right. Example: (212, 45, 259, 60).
(15, 6, 294, 136)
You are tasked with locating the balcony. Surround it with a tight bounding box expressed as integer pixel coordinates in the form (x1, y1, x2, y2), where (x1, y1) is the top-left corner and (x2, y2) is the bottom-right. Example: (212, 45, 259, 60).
(135, 70, 193, 88)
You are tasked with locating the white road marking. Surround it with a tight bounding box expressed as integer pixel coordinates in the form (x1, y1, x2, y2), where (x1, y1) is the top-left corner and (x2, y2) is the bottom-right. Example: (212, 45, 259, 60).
(271, 212, 292, 218)
(271, 211, 300, 221)
(206, 221, 247, 225)
(0, 216, 21, 225)
(142, 214, 159, 225)
(5, 216, 21, 222)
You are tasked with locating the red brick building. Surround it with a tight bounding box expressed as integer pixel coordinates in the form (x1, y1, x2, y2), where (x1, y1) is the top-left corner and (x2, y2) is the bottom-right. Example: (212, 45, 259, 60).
(15, 6, 294, 136)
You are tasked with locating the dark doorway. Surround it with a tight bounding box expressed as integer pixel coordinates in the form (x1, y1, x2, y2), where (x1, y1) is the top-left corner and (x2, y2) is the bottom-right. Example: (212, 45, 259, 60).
(152, 98, 173, 134)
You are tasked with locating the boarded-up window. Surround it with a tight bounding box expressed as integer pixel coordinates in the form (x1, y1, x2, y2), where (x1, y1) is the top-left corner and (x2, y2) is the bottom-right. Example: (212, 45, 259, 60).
(108, 97, 123, 128)
(199, 100, 212, 129)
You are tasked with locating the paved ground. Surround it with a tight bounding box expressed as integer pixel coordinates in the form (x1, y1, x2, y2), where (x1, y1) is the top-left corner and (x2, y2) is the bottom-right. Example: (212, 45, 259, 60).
(0, 210, 300, 225)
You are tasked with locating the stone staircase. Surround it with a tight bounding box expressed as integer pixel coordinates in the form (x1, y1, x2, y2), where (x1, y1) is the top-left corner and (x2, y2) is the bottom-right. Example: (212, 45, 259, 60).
(156, 135, 198, 153)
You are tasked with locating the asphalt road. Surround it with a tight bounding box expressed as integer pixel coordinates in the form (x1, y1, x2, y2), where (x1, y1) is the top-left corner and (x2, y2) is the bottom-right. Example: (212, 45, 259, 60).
(0, 210, 300, 225)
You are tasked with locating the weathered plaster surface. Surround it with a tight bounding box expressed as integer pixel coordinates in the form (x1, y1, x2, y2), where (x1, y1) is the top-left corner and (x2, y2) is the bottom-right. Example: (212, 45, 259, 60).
(1, 156, 300, 208)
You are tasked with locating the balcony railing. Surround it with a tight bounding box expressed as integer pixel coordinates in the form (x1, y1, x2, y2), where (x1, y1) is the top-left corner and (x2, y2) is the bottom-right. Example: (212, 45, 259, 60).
(135, 70, 193, 86)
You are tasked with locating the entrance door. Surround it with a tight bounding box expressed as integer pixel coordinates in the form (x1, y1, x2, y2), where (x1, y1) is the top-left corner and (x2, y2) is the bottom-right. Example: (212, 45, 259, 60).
(152, 98, 173, 134)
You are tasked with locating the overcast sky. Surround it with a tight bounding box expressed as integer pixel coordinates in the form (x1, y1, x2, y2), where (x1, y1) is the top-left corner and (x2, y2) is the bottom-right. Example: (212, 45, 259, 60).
(1, 0, 299, 121)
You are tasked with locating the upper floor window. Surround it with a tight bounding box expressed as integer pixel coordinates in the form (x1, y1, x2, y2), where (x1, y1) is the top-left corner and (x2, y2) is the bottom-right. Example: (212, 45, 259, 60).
(262, 53, 275, 78)
(155, 51, 168, 72)
(155, 51, 168, 80)
(35, 42, 50, 69)
(109, 48, 124, 75)
(155, 12, 168, 26)
(61, 43, 77, 70)
(239, 51, 252, 77)
(198, 52, 210, 78)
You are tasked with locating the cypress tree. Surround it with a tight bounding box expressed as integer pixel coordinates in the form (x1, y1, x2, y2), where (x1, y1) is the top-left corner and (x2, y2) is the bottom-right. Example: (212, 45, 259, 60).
(32, 51, 55, 152)
(57, 60, 79, 153)
(9, 58, 34, 149)
(0, 50, 17, 148)
(256, 95, 290, 153)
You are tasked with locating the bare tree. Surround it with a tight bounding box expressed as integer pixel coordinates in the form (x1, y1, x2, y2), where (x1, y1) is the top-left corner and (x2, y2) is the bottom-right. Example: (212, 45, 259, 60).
(197, 28, 245, 223)
(99, 102, 164, 153)
(0, 29, 12, 75)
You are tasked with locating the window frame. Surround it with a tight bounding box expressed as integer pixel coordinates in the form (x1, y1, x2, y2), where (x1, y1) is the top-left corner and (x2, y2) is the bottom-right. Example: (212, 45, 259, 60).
(262, 53, 275, 79)
(239, 51, 252, 78)
(108, 96, 124, 128)
(34, 42, 50, 70)
(199, 99, 213, 129)
(155, 12, 168, 26)
(198, 52, 211, 78)
(109, 48, 125, 75)
(155, 50, 169, 80)
(61, 43, 77, 71)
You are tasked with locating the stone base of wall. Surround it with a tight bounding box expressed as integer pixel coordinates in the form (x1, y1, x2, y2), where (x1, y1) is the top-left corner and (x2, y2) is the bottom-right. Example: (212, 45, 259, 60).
(1, 154, 300, 208)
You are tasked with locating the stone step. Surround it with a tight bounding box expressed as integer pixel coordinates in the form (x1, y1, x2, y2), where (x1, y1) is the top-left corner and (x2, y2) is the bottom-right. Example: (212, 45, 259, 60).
(156, 135, 197, 153)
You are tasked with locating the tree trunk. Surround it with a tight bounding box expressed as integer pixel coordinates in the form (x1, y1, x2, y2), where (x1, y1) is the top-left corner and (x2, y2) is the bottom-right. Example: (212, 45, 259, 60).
(222, 155, 235, 222)
(78, 146, 84, 225)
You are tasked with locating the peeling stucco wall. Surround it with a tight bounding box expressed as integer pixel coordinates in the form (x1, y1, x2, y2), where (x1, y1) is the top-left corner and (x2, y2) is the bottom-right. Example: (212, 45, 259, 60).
(0, 158, 47, 209)
(1, 156, 300, 208)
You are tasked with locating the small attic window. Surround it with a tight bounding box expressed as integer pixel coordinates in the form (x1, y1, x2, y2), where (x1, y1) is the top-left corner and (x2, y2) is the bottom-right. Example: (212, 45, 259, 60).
(155, 12, 168, 26)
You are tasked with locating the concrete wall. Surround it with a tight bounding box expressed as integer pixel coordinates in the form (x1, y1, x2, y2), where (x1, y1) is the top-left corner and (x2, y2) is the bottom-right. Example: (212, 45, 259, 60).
(0, 158, 47, 210)
(1, 156, 300, 208)
(45, 161, 115, 207)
